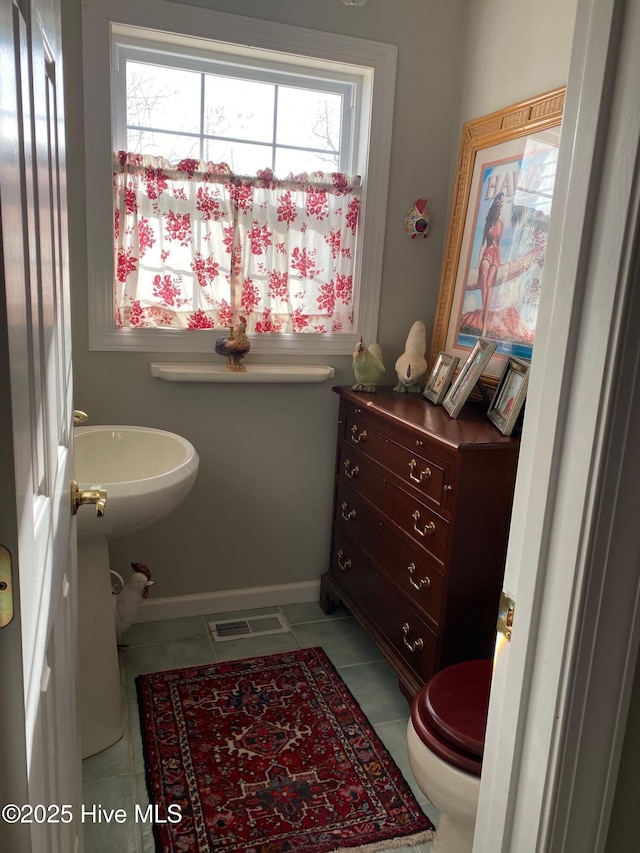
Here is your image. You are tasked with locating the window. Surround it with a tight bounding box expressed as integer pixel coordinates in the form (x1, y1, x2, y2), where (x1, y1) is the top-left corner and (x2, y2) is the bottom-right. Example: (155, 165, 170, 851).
(113, 42, 357, 174)
(83, 1, 396, 354)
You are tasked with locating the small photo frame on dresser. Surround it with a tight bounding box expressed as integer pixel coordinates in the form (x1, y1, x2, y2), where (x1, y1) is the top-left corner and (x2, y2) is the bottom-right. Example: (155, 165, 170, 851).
(487, 357, 530, 435)
(423, 352, 460, 405)
(442, 338, 497, 418)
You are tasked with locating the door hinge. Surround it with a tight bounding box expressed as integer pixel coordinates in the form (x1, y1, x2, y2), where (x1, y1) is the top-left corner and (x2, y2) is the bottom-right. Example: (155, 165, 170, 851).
(497, 590, 515, 641)
(0, 545, 14, 628)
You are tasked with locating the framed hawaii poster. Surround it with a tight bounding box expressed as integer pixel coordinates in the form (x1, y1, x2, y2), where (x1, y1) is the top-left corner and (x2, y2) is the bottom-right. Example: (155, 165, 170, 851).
(428, 87, 565, 388)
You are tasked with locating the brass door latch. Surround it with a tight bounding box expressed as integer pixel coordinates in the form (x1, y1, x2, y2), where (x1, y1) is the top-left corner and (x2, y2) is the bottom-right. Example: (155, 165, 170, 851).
(497, 591, 516, 641)
(0, 546, 13, 628)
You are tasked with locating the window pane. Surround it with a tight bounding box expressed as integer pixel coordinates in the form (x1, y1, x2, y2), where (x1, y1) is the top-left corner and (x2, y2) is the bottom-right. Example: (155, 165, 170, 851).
(128, 129, 201, 161)
(276, 86, 342, 153)
(205, 139, 272, 174)
(127, 61, 201, 135)
(204, 76, 275, 143)
(275, 147, 339, 176)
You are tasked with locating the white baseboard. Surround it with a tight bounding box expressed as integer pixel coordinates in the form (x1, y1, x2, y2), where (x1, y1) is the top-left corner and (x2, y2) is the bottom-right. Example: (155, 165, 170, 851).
(137, 580, 321, 622)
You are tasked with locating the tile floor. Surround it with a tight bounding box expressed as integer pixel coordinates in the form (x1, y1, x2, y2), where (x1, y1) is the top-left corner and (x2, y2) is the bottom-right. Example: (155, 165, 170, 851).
(81, 601, 438, 852)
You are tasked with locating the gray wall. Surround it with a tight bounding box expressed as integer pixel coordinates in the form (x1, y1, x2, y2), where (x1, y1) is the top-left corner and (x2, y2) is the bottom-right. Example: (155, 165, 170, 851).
(457, 0, 577, 124)
(63, 0, 575, 600)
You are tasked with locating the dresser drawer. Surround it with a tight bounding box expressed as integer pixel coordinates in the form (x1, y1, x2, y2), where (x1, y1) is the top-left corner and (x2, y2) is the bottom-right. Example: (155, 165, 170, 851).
(381, 439, 449, 510)
(336, 442, 385, 505)
(342, 407, 450, 511)
(329, 529, 380, 614)
(375, 574, 438, 685)
(376, 522, 445, 627)
(342, 409, 390, 463)
(377, 479, 448, 565)
(333, 481, 380, 555)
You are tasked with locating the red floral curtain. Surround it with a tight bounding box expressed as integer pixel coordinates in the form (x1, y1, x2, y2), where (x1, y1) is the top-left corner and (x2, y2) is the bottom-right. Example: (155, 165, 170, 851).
(113, 152, 361, 333)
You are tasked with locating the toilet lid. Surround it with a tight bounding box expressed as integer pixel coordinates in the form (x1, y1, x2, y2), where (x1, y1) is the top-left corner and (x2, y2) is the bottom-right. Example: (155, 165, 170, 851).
(411, 660, 493, 777)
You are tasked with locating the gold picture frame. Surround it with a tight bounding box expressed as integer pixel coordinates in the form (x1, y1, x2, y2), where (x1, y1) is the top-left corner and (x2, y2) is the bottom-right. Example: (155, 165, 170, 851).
(428, 87, 565, 390)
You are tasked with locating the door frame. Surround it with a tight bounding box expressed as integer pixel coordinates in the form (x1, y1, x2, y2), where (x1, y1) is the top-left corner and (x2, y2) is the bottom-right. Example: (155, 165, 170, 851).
(474, 0, 640, 850)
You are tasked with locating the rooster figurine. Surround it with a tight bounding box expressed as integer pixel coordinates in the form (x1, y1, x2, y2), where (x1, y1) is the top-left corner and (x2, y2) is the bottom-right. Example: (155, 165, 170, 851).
(351, 337, 385, 392)
(215, 315, 251, 372)
(404, 198, 431, 239)
(113, 562, 154, 642)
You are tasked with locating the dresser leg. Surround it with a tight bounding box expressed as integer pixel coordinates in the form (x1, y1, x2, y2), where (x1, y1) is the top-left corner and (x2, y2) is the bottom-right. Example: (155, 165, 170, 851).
(319, 573, 340, 614)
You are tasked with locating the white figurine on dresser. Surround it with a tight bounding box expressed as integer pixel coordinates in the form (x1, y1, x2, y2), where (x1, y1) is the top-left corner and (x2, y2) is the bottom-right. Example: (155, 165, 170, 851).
(394, 320, 428, 393)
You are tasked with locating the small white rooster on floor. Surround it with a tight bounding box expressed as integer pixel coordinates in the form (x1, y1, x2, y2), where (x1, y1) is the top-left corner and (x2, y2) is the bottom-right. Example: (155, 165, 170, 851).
(113, 562, 154, 642)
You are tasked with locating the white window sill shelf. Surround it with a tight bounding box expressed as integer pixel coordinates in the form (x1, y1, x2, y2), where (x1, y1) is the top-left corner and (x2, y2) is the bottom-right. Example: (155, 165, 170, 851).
(150, 363, 335, 383)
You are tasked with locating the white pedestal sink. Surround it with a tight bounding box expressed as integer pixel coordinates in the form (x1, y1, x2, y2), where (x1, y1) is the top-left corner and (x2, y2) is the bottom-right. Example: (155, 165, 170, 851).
(74, 425, 199, 758)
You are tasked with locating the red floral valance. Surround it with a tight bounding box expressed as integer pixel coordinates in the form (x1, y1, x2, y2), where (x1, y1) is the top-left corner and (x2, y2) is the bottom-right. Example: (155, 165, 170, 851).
(113, 152, 362, 333)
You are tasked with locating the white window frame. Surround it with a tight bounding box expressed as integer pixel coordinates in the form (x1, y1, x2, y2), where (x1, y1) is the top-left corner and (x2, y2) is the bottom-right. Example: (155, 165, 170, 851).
(113, 38, 360, 177)
(82, 0, 397, 355)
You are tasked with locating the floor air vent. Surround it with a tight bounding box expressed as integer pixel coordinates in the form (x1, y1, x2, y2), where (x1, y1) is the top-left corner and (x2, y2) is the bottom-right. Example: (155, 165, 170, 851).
(208, 613, 290, 642)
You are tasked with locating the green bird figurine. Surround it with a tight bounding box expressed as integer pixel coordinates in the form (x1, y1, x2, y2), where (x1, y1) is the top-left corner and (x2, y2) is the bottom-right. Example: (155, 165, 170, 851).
(351, 337, 385, 392)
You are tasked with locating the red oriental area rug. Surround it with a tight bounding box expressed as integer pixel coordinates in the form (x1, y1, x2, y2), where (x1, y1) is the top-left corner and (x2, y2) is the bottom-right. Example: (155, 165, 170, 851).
(136, 646, 435, 853)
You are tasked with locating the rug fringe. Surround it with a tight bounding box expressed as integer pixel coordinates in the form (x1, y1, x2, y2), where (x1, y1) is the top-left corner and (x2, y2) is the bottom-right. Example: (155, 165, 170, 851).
(330, 828, 435, 852)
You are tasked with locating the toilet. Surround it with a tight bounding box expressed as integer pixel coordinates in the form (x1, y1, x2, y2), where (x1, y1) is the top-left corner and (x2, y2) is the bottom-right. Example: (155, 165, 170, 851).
(407, 659, 493, 853)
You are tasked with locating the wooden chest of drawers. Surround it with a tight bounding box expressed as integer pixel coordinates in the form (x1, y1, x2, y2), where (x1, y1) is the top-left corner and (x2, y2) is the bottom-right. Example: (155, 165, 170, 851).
(320, 386, 520, 700)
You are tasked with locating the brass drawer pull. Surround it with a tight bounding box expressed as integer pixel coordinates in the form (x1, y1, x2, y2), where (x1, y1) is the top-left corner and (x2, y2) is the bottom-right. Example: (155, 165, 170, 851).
(402, 623, 424, 652)
(407, 562, 431, 591)
(350, 424, 367, 444)
(341, 501, 356, 522)
(409, 459, 432, 484)
(337, 549, 352, 571)
(343, 459, 360, 479)
(412, 509, 435, 537)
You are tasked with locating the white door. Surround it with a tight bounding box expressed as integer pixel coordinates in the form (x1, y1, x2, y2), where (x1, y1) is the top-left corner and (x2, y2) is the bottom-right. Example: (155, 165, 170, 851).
(473, 0, 640, 850)
(0, 0, 81, 850)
